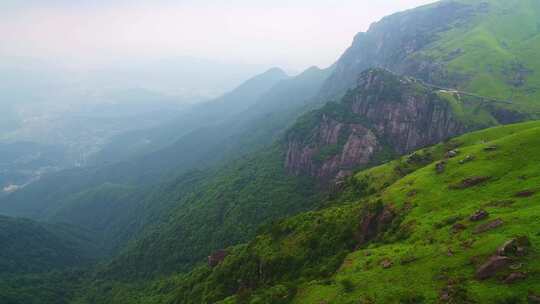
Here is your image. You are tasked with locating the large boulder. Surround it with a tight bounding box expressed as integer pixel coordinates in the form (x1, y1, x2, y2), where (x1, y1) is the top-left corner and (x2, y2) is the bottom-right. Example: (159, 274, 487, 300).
(503, 272, 526, 284)
(497, 236, 530, 257)
(475, 255, 512, 280)
(469, 209, 489, 222)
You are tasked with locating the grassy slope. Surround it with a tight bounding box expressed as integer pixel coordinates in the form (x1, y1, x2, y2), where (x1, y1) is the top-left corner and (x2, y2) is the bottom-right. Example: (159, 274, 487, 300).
(293, 121, 540, 303)
(425, 0, 540, 111)
(73, 121, 540, 304)
(128, 121, 540, 304)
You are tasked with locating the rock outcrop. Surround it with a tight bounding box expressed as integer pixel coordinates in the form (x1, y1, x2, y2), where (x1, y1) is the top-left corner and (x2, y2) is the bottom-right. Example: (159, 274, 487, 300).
(319, 1, 477, 99)
(285, 69, 467, 181)
(208, 250, 228, 268)
(469, 209, 489, 222)
(356, 203, 396, 245)
(475, 237, 531, 281)
(475, 255, 512, 280)
(285, 116, 380, 180)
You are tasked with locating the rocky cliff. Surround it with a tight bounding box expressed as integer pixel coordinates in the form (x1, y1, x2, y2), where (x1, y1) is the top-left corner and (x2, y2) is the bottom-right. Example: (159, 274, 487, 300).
(319, 1, 480, 99)
(291, 0, 539, 183)
(285, 68, 511, 182)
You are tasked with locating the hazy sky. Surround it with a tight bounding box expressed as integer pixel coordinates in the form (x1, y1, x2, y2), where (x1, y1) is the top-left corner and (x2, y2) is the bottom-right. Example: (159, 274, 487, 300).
(1, 0, 438, 71)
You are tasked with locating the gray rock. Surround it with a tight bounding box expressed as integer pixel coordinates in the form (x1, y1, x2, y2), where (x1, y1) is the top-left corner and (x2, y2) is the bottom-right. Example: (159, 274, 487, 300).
(436, 161, 446, 174)
(447, 150, 459, 158)
(469, 209, 489, 221)
(497, 236, 530, 256)
(503, 272, 526, 284)
(475, 255, 512, 280)
(474, 218, 504, 234)
(459, 155, 475, 164)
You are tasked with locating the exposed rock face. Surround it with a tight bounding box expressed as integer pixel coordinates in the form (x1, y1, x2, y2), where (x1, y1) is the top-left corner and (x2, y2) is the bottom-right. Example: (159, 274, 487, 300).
(285, 116, 379, 180)
(285, 69, 466, 181)
(320, 1, 477, 98)
(349, 71, 465, 155)
(208, 250, 228, 268)
(357, 204, 396, 245)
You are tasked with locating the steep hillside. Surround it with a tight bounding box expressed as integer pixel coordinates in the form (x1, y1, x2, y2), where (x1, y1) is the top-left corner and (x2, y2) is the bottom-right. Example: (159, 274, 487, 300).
(131, 65, 333, 182)
(99, 145, 320, 279)
(322, 0, 540, 112)
(91, 68, 289, 165)
(80, 67, 520, 283)
(104, 121, 540, 304)
(285, 68, 523, 182)
(0, 66, 328, 256)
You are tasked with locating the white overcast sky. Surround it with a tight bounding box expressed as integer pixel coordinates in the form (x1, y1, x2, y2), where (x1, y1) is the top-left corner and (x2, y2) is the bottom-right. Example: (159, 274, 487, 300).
(1, 0, 438, 70)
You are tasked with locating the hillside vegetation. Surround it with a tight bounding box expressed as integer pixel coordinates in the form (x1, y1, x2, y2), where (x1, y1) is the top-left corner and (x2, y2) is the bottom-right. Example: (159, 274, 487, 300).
(425, 0, 540, 109)
(100, 121, 540, 304)
(0, 216, 99, 275)
(0, 216, 99, 304)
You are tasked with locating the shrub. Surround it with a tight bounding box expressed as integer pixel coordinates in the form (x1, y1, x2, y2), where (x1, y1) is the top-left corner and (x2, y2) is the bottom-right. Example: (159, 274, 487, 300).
(339, 278, 355, 293)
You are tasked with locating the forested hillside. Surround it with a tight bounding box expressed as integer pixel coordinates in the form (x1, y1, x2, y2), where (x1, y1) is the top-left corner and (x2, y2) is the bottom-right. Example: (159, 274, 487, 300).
(76, 121, 540, 303)
(0, 216, 98, 275)
(0, 66, 329, 256)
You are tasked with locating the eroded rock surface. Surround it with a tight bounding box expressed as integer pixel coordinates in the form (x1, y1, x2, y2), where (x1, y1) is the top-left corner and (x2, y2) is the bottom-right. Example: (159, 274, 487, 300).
(285, 69, 467, 182)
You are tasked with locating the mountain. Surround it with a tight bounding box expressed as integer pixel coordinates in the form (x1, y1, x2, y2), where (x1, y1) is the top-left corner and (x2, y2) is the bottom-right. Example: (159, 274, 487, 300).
(321, 0, 540, 113)
(83, 120, 540, 304)
(0, 66, 328, 257)
(73, 65, 533, 300)
(285, 68, 525, 182)
(90, 67, 289, 165)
